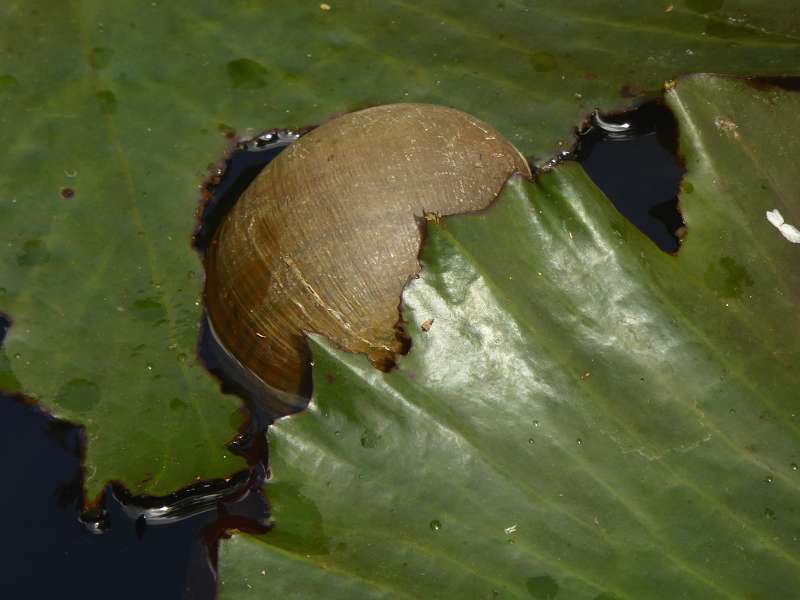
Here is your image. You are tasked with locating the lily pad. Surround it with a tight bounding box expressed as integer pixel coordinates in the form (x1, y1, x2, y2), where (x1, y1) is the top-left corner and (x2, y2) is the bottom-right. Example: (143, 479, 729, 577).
(0, 1, 798, 498)
(218, 75, 800, 598)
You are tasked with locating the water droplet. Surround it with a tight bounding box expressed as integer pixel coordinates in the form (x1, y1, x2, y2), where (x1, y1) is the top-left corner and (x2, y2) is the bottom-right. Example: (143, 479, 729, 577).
(528, 438, 535, 444)
(13, 353, 21, 359)
(533, 420, 540, 428)
(334, 430, 341, 436)
(429, 519, 441, 531)
(145, 363, 154, 371)
(765, 475, 774, 484)
(791, 463, 798, 471)
(764, 507, 777, 520)
(576, 438, 583, 446)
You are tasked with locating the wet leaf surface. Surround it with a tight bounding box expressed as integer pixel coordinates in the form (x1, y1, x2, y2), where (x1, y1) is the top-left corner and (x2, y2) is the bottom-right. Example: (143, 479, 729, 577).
(218, 76, 800, 598)
(0, 1, 798, 498)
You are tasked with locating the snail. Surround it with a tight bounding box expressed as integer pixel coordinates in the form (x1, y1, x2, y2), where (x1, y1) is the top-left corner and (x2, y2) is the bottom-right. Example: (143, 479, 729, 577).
(205, 103, 531, 397)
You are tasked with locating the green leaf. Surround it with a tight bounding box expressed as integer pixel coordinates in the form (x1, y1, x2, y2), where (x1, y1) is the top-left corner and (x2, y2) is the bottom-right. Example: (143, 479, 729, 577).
(1, 1, 798, 496)
(218, 75, 800, 598)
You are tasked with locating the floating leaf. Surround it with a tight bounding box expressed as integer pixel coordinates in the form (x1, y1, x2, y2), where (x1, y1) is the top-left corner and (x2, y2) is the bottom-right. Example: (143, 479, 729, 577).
(219, 75, 800, 598)
(0, 0, 797, 499)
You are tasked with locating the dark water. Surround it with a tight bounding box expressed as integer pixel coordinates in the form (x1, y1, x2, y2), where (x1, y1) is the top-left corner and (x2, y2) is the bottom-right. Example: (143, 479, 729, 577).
(574, 101, 685, 253)
(0, 107, 685, 599)
(0, 395, 216, 599)
(193, 129, 303, 257)
(0, 133, 287, 600)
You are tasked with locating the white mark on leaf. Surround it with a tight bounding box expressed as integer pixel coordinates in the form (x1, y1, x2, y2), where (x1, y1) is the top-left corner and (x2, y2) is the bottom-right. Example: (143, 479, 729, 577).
(766, 209, 800, 244)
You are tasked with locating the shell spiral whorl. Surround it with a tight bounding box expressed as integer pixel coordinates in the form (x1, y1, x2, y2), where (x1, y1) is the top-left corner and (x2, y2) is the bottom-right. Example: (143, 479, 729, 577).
(205, 103, 531, 396)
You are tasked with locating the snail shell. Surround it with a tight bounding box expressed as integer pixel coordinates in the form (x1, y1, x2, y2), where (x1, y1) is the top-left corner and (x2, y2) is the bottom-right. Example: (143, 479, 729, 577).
(205, 103, 531, 396)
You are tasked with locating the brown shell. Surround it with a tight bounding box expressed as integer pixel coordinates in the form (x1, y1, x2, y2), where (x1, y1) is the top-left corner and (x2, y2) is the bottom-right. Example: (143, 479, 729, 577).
(205, 103, 531, 396)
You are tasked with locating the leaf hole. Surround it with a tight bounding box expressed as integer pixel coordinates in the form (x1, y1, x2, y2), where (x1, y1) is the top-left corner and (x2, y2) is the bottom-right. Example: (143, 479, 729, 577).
(573, 100, 686, 253)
